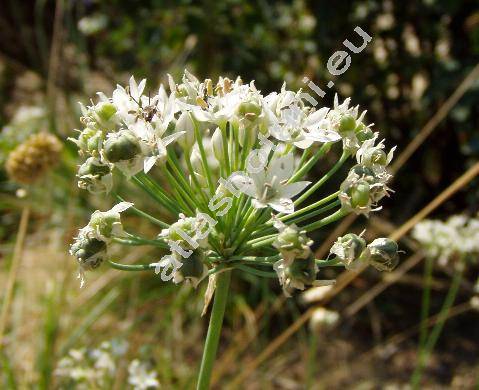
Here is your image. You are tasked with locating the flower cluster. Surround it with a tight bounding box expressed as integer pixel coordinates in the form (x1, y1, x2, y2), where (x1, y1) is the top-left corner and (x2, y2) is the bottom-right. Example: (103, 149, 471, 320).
(412, 215, 479, 265)
(70, 71, 399, 296)
(55, 340, 159, 389)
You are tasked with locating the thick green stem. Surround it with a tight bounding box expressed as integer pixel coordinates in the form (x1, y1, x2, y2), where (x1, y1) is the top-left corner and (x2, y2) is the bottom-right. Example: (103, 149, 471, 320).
(196, 270, 232, 390)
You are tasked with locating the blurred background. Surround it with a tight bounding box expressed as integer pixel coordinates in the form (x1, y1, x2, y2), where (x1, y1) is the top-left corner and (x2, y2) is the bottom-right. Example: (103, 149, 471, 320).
(0, 0, 478, 388)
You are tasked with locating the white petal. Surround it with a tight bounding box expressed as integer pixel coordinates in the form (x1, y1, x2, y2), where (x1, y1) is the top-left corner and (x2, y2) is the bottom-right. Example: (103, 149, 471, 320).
(129, 76, 138, 100)
(229, 173, 257, 198)
(111, 202, 134, 213)
(252, 199, 268, 209)
(293, 138, 314, 149)
(281, 181, 311, 198)
(268, 154, 294, 183)
(143, 156, 158, 173)
(269, 198, 294, 214)
(162, 131, 185, 146)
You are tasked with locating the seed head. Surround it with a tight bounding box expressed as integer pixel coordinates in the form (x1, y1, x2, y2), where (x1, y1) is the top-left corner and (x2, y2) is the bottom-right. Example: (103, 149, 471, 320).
(6, 132, 63, 184)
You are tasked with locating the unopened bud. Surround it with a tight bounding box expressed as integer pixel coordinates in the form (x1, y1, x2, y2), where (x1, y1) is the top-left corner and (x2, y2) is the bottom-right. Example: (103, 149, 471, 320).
(364, 238, 399, 271)
(104, 131, 141, 163)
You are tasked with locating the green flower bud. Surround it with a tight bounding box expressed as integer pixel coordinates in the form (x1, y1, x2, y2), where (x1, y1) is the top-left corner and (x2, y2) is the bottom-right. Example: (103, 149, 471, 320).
(330, 233, 366, 268)
(96, 102, 117, 123)
(349, 181, 371, 208)
(284, 256, 317, 285)
(274, 225, 312, 261)
(365, 238, 399, 271)
(351, 164, 375, 180)
(342, 233, 367, 259)
(78, 157, 111, 178)
(178, 252, 205, 279)
(237, 101, 262, 119)
(369, 149, 388, 165)
(211, 127, 225, 162)
(356, 125, 375, 143)
(104, 131, 141, 163)
(339, 114, 356, 134)
(70, 236, 106, 269)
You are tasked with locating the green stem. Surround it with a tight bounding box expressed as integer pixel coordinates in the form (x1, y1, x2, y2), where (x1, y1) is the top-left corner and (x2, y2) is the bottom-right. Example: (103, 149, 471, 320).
(197, 270, 232, 390)
(411, 266, 463, 388)
(295, 152, 348, 207)
(107, 260, 156, 271)
(302, 209, 348, 233)
(289, 143, 330, 183)
(234, 264, 277, 278)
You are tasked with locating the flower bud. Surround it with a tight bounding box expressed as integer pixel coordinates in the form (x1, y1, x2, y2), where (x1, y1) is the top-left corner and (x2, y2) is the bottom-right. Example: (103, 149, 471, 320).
(96, 102, 117, 124)
(273, 222, 312, 263)
(237, 101, 262, 121)
(330, 233, 366, 268)
(70, 236, 106, 270)
(211, 127, 225, 162)
(104, 130, 141, 163)
(88, 202, 132, 240)
(78, 157, 111, 178)
(190, 146, 204, 175)
(355, 124, 375, 143)
(349, 181, 371, 208)
(284, 255, 318, 286)
(363, 238, 399, 271)
(339, 114, 357, 134)
(176, 112, 195, 150)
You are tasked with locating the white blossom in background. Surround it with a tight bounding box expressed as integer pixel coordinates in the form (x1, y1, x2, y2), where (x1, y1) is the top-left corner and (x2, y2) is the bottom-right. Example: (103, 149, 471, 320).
(128, 360, 160, 389)
(412, 215, 479, 265)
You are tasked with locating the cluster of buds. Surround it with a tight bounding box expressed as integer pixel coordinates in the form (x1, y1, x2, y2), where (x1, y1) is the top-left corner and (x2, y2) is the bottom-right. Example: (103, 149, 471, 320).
(6, 132, 63, 184)
(272, 219, 319, 296)
(339, 136, 394, 216)
(330, 233, 399, 271)
(69, 70, 399, 296)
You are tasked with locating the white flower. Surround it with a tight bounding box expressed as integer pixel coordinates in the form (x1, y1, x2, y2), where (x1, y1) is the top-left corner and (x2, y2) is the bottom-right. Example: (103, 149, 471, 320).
(268, 103, 340, 148)
(326, 94, 372, 153)
(356, 136, 396, 173)
(128, 360, 159, 390)
(412, 215, 479, 264)
(329, 232, 366, 269)
(273, 255, 322, 296)
(87, 202, 133, 241)
(309, 308, 340, 332)
(229, 153, 310, 214)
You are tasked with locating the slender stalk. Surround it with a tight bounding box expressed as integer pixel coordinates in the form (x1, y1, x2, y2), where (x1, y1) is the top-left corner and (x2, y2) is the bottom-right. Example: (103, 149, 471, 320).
(411, 266, 463, 388)
(289, 143, 330, 183)
(234, 264, 277, 278)
(417, 257, 434, 358)
(107, 260, 156, 271)
(114, 193, 169, 228)
(197, 270, 232, 390)
(295, 152, 348, 207)
(0, 207, 30, 344)
(192, 115, 215, 195)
